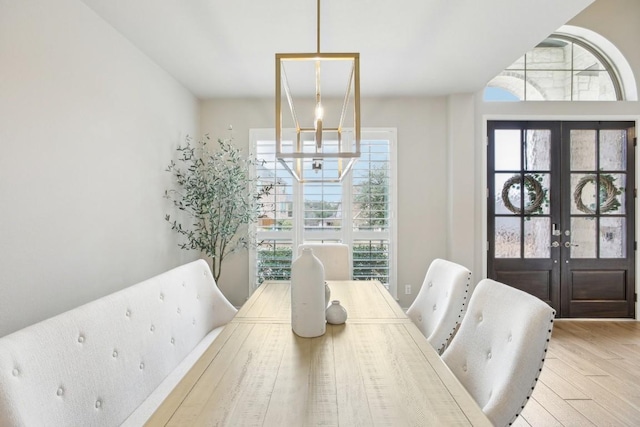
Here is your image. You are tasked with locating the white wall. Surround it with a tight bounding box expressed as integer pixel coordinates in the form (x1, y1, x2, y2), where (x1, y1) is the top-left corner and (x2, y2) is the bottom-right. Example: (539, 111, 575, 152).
(0, 0, 199, 337)
(200, 97, 449, 308)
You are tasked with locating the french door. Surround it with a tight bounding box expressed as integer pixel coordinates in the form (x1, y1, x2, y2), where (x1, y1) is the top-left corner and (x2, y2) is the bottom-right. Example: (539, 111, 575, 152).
(487, 121, 635, 318)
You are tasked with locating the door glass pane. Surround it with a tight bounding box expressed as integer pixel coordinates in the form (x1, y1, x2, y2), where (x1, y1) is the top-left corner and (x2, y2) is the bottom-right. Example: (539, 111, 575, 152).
(525, 217, 550, 258)
(600, 130, 626, 171)
(526, 173, 550, 215)
(570, 129, 596, 171)
(572, 173, 597, 215)
(494, 129, 521, 170)
(525, 129, 551, 170)
(600, 217, 626, 258)
(496, 173, 521, 214)
(599, 173, 625, 215)
(571, 217, 597, 258)
(495, 217, 521, 258)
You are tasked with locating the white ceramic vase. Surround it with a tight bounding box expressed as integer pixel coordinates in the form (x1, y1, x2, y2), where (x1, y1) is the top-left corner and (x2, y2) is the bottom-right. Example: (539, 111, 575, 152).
(326, 300, 348, 325)
(291, 248, 326, 337)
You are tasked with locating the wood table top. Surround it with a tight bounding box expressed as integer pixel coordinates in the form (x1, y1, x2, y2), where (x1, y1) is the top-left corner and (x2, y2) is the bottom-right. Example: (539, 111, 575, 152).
(146, 280, 491, 426)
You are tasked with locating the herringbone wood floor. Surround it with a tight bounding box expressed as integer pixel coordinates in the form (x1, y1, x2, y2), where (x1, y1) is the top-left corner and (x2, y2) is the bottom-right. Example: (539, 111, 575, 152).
(512, 320, 640, 427)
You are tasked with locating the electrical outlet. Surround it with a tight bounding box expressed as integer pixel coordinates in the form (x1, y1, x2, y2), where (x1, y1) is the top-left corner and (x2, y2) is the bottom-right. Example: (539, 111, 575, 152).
(404, 284, 411, 295)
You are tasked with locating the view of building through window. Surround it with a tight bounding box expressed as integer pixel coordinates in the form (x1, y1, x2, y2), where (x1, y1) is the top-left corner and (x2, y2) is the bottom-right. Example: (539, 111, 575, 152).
(250, 129, 396, 293)
(484, 35, 621, 101)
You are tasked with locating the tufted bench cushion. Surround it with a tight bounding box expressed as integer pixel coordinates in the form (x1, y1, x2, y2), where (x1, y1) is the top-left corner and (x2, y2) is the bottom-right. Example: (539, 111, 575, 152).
(0, 259, 237, 427)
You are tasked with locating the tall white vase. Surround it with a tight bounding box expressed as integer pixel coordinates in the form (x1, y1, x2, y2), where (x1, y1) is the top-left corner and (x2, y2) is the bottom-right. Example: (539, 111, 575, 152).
(291, 247, 326, 338)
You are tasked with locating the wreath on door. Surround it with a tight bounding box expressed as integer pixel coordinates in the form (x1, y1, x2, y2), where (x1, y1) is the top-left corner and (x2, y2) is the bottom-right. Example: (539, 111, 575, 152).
(501, 174, 547, 215)
(573, 174, 622, 214)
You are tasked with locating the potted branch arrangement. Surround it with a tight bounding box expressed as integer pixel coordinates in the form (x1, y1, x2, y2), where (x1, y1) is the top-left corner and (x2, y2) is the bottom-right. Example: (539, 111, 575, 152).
(165, 134, 271, 282)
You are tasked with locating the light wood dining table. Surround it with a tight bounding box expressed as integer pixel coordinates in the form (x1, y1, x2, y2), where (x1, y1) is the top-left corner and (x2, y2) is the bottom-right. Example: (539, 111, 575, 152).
(146, 280, 492, 426)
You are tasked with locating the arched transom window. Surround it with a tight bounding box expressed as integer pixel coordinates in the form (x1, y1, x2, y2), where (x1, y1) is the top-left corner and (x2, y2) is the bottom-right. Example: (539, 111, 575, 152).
(484, 33, 625, 101)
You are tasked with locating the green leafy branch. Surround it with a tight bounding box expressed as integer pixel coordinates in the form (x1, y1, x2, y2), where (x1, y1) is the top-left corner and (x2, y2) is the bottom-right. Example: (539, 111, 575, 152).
(165, 135, 271, 282)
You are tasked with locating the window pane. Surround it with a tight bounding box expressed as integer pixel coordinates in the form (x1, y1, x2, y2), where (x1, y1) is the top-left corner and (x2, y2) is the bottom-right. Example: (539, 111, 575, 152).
(257, 141, 294, 231)
(303, 180, 342, 233)
(570, 130, 597, 171)
(527, 70, 573, 101)
(257, 240, 293, 283)
(600, 130, 627, 171)
(600, 217, 626, 258)
(571, 217, 597, 258)
(495, 217, 521, 258)
(485, 72, 525, 101)
(494, 129, 521, 170)
(528, 42, 571, 70)
(495, 173, 521, 215)
(572, 173, 597, 215)
(525, 217, 550, 258)
(525, 129, 551, 171)
(353, 240, 389, 285)
(573, 71, 616, 100)
(599, 173, 625, 215)
(353, 139, 390, 231)
(573, 43, 605, 71)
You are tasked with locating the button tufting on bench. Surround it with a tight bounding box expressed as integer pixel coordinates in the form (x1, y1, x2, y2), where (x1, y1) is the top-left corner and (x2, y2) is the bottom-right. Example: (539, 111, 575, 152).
(0, 259, 238, 427)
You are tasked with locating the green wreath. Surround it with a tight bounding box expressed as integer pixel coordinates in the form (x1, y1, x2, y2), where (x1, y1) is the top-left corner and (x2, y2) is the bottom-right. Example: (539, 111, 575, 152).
(573, 174, 622, 214)
(501, 174, 546, 215)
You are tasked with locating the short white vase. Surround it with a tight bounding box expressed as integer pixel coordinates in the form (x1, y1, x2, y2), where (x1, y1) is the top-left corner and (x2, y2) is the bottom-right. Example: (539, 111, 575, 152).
(326, 300, 348, 325)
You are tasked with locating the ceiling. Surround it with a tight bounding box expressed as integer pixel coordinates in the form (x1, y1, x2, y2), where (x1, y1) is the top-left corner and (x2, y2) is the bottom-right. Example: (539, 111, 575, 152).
(80, 0, 594, 99)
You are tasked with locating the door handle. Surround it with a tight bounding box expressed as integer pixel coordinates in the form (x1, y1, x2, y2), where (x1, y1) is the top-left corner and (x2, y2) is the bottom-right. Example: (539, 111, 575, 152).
(551, 241, 560, 248)
(564, 241, 579, 247)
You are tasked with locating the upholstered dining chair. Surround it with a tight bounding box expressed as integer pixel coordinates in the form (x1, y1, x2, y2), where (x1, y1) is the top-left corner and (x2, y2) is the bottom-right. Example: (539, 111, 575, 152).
(441, 278, 556, 427)
(406, 258, 472, 354)
(297, 243, 352, 280)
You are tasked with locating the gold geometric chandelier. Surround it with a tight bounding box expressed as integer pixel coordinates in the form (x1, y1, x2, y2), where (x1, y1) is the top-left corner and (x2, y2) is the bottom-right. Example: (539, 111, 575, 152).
(275, 0, 360, 183)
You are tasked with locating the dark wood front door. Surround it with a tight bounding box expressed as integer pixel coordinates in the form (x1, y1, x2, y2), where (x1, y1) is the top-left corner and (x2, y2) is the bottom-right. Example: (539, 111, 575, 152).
(487, 120, 635, 318)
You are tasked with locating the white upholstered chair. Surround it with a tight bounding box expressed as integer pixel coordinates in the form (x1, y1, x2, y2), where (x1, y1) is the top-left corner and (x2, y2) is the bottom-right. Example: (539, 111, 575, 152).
(441, 278, 556, 427)
(297, 243, 352, 280)
(406, 258, 472, 354)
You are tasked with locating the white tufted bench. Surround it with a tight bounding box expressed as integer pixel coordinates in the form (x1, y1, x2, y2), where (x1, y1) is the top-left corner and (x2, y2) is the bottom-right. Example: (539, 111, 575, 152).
(0, 259, 237, 426)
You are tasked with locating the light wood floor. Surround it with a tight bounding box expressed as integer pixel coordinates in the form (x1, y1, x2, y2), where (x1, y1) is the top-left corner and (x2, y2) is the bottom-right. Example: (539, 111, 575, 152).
(513, 320, 640, 427)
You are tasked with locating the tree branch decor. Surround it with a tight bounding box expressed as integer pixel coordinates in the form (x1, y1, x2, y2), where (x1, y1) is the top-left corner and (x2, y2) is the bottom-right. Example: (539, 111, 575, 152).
(165, 135, 271, 282)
